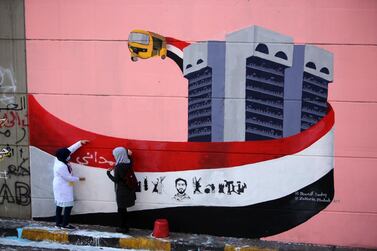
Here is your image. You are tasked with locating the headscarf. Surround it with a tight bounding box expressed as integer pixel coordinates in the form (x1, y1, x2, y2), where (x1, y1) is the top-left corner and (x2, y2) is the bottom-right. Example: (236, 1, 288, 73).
(55, 148, 71, 164)
(55, 148, 72, 173)
(112, 147, 130, 165)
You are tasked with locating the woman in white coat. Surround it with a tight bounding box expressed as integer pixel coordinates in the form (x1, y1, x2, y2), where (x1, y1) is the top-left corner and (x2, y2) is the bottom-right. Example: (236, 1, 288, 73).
(53, 140, 89, 229)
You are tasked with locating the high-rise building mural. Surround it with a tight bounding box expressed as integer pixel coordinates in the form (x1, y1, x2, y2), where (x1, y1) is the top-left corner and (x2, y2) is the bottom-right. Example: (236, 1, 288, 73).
(225, 26, 294, 141)
(184, 27, 334, 143)
(300, 46, 333, 131)
(1, 0, 376, 249)
(184, 41, 225, 142)
(284, 45, 333, 137)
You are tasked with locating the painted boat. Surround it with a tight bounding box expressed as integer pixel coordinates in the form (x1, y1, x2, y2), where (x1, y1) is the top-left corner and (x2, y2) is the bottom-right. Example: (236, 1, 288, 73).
(29, 94, 334, 238)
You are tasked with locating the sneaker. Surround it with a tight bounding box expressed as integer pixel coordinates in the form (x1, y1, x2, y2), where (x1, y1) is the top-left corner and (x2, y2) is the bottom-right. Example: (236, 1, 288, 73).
(61, 224, 77, 230)
(54, 224, 62, 229)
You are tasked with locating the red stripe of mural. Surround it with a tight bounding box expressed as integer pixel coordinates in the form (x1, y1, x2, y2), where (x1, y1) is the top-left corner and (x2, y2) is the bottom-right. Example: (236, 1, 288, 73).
(29, 95, 334, 172)
(166, 37, 190, 50)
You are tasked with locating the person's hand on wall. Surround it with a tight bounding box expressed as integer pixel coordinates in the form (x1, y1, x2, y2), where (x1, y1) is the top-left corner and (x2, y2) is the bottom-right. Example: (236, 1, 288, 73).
(128, 149, 133, 156)
(81, 140, 90, 145)
(79, 177, 86, 181)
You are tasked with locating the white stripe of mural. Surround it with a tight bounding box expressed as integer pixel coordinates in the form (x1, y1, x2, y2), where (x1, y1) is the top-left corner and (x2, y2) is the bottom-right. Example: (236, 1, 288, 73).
(30, 127, 333, 218)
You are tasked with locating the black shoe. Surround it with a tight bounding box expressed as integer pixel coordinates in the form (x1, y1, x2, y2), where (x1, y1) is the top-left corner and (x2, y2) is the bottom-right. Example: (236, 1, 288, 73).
(61, 224, 77, 230)
(116, 227, 129, 234)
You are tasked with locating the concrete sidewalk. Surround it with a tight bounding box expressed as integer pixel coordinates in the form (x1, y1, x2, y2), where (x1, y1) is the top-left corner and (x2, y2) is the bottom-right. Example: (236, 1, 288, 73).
(0, 218, 374, 251)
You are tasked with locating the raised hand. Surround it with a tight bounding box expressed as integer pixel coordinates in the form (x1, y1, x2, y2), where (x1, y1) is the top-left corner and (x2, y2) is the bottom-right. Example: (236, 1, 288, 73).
(81, 140, 90, 145)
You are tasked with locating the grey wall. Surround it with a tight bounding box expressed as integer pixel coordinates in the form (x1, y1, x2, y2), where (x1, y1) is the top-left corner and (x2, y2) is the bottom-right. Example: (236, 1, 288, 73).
(0, 0, 30, 219)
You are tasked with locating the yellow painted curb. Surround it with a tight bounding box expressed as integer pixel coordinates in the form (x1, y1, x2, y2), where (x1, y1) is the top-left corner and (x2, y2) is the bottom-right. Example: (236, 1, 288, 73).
(225, 244, 277, 251)
(22, 228, 69, 243)
(119, 237, 171, 250)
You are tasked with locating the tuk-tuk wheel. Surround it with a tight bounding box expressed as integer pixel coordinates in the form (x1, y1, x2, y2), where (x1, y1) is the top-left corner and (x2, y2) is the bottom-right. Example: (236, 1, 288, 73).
(161, 55, 166, 60)
(131, 57, 138, 62)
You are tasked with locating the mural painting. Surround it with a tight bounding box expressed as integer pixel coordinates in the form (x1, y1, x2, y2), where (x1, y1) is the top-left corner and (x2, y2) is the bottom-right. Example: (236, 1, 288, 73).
(29, 25, 334, 238)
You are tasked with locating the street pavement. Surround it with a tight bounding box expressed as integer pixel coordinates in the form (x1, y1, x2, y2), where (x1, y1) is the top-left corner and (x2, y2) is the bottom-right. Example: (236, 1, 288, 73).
(0, 218, 375, 251)
(0, 236, 146, 250)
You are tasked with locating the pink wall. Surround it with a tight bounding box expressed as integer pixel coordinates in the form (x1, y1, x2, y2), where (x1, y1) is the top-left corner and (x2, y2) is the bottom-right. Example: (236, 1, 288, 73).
(25, 0, 377, 248)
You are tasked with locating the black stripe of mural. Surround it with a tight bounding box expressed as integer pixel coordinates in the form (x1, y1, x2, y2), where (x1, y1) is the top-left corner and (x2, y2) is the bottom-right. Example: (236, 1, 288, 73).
(36, 170, 334, 238)
(167, 50, 183, 72)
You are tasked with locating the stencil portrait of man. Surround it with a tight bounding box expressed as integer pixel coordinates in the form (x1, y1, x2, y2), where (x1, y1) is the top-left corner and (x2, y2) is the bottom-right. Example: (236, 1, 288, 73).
(173, 178, 190, 201)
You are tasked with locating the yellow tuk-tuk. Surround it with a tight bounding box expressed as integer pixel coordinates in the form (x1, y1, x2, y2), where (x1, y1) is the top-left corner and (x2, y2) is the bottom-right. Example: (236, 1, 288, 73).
(128, 30, 167, 62)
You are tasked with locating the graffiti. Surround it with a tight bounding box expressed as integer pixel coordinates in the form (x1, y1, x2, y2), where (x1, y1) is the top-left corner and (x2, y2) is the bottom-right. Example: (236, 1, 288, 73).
(0, 54, 30, 215)
(0, 128, 27, 144)
(0, 96, 28, 145)
(0, 181, 31, 206)
(0, 118, 5, 127)
(15, 128, 27, 144)
(0, 96, 26, 112)
(15, 182, 31, 206)
(0, 146, 30, 204)
(7, 159, 30, 177)
(0, 146, 30, 177)
(0, 129, 11, 137)
(0, 147, 30, 206)
(0, 111, 28, 128)
(0, 66, 17, 106)
(0, 96, 28, 130)
(0, 171, 8, 180)
(6, 147, 30, 177)
(0, 146, 12, 161)
(0, 182, 15, 204)
(75, 151, 115, 166)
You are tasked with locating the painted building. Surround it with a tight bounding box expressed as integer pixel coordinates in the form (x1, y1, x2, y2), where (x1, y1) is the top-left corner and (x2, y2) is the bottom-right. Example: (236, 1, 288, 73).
(184, 41, 225, 142)
(225, 26, 294, 141)
(300, 45, 333, 131)
(283, 45, 333, 137)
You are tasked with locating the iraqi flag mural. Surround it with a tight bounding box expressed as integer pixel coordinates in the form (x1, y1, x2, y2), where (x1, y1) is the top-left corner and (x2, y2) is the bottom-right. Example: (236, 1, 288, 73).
(30, 25, 335, 238)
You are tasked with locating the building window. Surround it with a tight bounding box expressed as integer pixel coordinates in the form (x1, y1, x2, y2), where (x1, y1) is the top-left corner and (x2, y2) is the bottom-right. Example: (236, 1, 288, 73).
(305, 62, 316, 70)
(320, 67, 330, 74)
(275, 51, 288, 60)
(255, 43, 269, 54)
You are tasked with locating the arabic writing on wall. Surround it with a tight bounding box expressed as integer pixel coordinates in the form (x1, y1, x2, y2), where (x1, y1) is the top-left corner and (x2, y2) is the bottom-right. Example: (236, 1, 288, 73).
(75, 151, 115, 167)
(0, 66, 30, 213)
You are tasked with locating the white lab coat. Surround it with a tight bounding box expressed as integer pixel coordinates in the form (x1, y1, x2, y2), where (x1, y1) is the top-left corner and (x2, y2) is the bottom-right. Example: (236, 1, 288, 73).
(53, 141, 82, 207)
